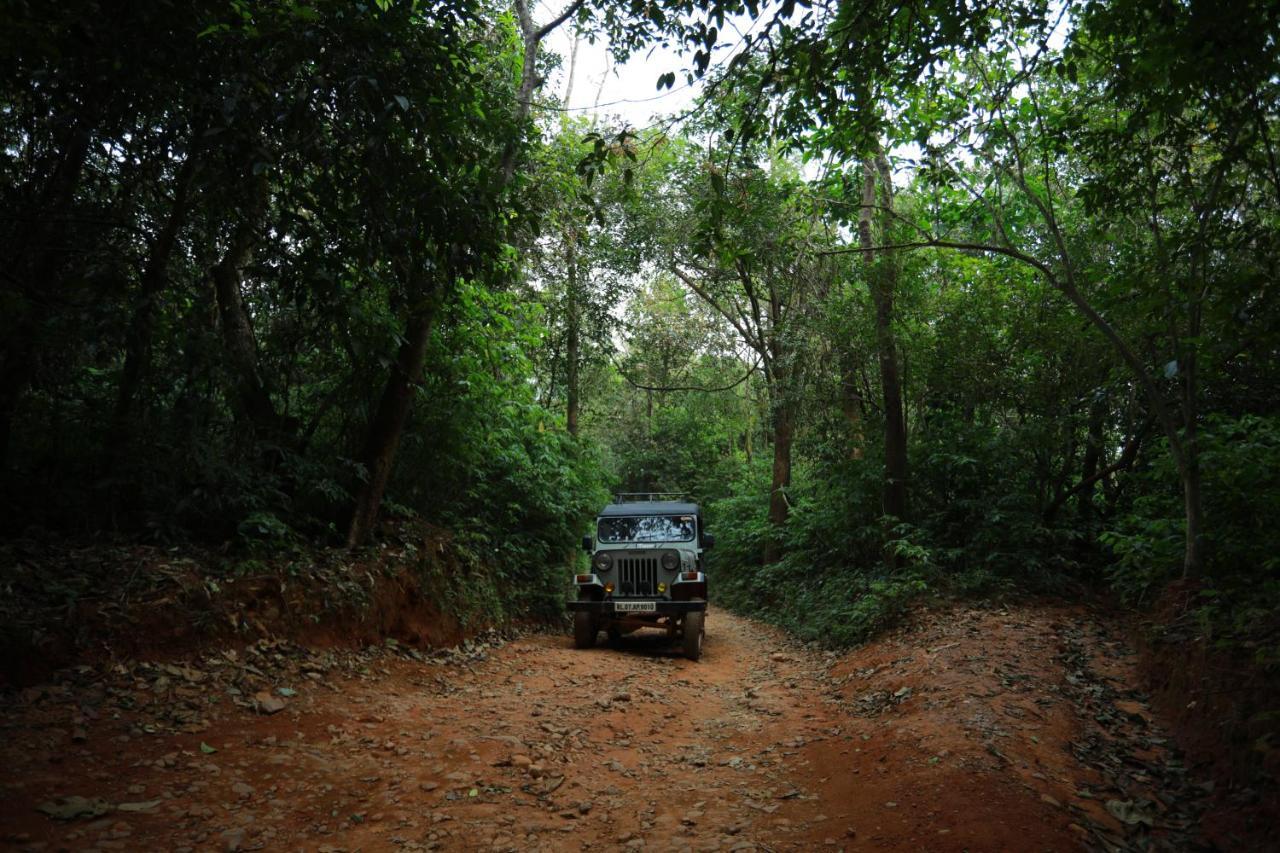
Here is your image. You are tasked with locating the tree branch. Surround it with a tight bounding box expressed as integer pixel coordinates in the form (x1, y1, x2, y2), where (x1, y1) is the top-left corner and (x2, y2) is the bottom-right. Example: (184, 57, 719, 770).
(610, 354, 760, 393)
(819, 238, 1059, 281)
(1043, 414, 1154, 520)
(672, 264, 766, 358)
(535, 0, 588, 42)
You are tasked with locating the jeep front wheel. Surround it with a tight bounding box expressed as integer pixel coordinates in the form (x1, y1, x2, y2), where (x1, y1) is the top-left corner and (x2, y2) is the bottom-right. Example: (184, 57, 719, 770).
(682, 609, 704, 661)
(573, 611, 596, 649)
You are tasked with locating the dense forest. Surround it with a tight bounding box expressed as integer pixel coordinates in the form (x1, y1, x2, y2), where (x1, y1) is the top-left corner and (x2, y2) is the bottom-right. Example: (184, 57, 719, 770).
(2, 0, 1278, 840)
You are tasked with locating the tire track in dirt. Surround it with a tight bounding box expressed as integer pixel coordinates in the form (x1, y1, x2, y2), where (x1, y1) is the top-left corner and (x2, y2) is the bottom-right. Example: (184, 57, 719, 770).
(1, 605, 1208, 851)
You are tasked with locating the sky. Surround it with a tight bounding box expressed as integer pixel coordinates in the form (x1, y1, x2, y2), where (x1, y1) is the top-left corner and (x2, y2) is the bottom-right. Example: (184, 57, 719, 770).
(542, 30, 696, 131)
(536, 0, 1074, 154)
(539, 3, 775, 132)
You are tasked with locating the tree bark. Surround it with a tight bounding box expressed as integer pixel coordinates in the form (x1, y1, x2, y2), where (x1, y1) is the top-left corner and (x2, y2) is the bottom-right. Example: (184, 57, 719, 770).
(211, 173, 282, 438)
(565, 234, 581, 436)
(111, 152, 200, 454)
(767, 399, 795, 526)
(1076, 394, 1106, 523)
(840, 365, 866, 460)
(346, 298, 438, 548)
(764, 391, 795, 565)
(859, 151, 909, 553)
(1179, 313, 1205, 579)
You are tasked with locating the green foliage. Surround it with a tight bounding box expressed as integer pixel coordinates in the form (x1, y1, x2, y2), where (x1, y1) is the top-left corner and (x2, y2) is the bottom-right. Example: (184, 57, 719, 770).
(0, 0, 617, 637)
(386, 281, 609, 621)
(1105, 415, 1280, 604)
(706, 459, 931, 647)
(911, 410, 1086, 585)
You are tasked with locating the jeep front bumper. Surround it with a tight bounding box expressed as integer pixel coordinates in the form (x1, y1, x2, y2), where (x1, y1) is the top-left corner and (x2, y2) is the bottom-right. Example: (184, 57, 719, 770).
(566, 599, 707, 615)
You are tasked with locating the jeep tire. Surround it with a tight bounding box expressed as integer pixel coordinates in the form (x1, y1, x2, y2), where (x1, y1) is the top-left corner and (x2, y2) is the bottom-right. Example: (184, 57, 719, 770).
(682, 608, 704, 661)
(573, 610, 596, 649)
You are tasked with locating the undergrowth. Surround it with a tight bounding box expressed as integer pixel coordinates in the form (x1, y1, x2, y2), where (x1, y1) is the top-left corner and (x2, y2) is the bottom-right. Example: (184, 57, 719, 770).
(707, 448, 1067, 648)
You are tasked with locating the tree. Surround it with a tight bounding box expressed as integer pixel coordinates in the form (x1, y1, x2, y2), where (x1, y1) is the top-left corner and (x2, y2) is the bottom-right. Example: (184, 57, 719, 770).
(863, 19, 1280, 580)
(662, 149, 838, 559)
(345, 0, 585, 547)
(855, 148, 909, 534)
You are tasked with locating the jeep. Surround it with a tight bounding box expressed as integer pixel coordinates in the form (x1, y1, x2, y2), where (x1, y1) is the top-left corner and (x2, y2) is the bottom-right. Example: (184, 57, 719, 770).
(567, 493, 713, 660)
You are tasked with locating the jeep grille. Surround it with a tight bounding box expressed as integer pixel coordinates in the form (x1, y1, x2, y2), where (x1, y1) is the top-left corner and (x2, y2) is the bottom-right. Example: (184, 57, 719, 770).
(617, 555, 659, 597)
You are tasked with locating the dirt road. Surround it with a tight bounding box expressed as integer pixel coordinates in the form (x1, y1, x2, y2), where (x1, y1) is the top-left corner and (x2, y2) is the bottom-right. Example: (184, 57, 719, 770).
(1, 605, 1210, 851)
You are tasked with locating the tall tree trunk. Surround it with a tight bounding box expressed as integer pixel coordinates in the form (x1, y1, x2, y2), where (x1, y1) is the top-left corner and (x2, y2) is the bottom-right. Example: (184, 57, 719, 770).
(111, 152, 200, 455)
(1077, 394, 1106, 523)
(763, 394, 794, 565)
(840, 354, 866, 459)
(346, 294, 438, 548)
(1179, 311, 1205, 579)
(562, 33, 580, 106)
(211, 173, 281, 438)
(767, 398, 794, 527)
(762, 351, 794, 563)
(1181, 434, 1204, 578)
(565, 236, 581, 436)
(875, 287, 908, 521)
(860, 151, 908, 548)
(501, 0, 585, 184)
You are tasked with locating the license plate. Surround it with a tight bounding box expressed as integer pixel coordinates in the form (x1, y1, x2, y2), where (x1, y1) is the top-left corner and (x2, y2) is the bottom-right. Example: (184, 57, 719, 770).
(614, 601, 657, 613)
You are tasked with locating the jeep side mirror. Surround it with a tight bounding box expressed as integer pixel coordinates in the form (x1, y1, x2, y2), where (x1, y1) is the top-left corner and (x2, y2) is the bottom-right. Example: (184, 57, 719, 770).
(582, 535, 593, 552)
(702, 533, 715, 549)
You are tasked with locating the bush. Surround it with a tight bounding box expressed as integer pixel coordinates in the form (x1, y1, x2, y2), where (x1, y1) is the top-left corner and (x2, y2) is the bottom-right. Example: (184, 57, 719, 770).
(1104, 414, 1280, 661)
(710, 457, 935, 646)
(1105, 414, 1280, 602)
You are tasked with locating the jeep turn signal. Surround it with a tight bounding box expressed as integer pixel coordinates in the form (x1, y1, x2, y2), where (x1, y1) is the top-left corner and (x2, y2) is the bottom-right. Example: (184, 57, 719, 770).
(681, 571, 699, 581)
(604, 582, 614, 594)
(657, 582, 667, 594)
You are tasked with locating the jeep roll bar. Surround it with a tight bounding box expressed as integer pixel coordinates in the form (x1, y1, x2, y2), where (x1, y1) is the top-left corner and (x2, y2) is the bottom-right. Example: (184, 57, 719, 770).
(612, 491, 689, 503)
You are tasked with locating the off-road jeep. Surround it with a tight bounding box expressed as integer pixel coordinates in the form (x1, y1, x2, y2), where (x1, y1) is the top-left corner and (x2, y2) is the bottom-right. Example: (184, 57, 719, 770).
(567, 493, 713, 661)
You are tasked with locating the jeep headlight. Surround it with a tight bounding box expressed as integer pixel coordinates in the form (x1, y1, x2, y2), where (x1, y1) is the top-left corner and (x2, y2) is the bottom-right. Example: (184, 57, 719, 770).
(661, 552, 679, 571)
(593, 552, 613, 572)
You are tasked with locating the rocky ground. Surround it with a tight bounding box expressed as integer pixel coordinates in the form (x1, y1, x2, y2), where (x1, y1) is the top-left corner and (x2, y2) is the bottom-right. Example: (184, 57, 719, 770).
(0, 604, 1218, 852)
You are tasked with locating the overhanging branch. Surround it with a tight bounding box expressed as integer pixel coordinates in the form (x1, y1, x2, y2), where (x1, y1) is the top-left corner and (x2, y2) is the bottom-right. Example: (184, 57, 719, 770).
(817, 238, 1057, 281)
(610, 354, 761, 393)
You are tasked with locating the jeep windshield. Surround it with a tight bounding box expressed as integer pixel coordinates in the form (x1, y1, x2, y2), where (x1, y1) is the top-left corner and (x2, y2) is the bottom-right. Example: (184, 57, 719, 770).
(597, 515, 695, 543)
